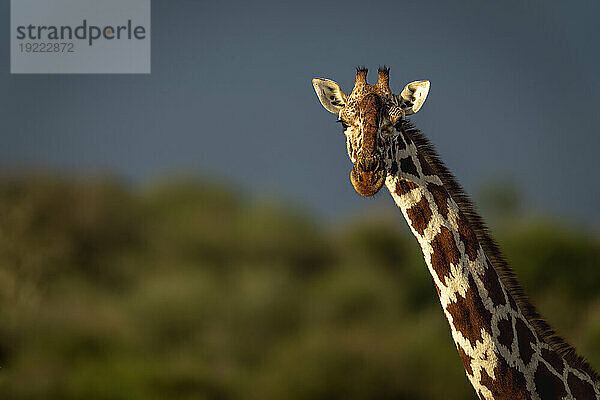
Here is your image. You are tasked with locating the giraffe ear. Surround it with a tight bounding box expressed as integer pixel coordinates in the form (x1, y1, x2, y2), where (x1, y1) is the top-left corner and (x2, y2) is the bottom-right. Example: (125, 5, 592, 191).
(397, 80, 430, 115)
(312, 78, 348, 114)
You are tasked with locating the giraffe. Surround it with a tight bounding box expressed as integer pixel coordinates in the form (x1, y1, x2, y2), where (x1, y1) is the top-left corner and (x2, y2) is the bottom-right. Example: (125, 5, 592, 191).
(312, 67, 600, 399)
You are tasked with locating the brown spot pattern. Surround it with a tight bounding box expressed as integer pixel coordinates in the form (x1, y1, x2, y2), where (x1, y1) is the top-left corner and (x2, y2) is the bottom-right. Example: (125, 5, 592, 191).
(507, 290, 519, 313)
(497, 317, 514, 349)
(457, 344, 473, 376)
(417, 152, 435, 176)
(400, 156, 419, 178)
(456, 213, 480, 261)
(394, 179, 419, 196)
(479, 355, 530, 400)
(515, 318, 536, 365)
(446, 275, 493, 347)
(396, 134, 406, 150)
(480, 263, 507, 306)
(567, 372, 596, 399)
(429, 226, 461, 283)
(427, 182, 450, 218)
(406, 196, 433, 236)
(541, 348, 564, 375)
(534, 362, 567, 399)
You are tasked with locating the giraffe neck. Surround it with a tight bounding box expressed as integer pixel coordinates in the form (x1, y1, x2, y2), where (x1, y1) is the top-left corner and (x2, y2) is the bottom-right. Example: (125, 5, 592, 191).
(382, 122, 600, 399)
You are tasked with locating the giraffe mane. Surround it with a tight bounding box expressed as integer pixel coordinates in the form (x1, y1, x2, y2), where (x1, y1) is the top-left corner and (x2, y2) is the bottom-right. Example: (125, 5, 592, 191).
(401, 119, 600, 382)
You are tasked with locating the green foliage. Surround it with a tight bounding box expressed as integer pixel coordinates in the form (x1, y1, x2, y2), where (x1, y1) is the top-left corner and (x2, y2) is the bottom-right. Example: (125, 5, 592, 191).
(0, 174, 598, 399)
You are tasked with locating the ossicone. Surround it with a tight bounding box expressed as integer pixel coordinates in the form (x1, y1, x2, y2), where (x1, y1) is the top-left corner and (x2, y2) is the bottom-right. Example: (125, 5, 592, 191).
(376, 66, 390, 93)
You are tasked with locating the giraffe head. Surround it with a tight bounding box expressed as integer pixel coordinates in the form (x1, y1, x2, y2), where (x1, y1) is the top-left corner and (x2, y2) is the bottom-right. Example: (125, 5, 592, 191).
(313, 67, 430, 196)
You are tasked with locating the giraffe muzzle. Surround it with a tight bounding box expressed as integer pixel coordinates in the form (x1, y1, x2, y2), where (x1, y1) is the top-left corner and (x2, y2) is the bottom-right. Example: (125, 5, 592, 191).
(350, 154, 386, 197)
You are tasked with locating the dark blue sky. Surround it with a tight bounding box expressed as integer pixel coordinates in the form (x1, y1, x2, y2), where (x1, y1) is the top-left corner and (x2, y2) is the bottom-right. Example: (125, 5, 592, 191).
(2, 0, 599, 225)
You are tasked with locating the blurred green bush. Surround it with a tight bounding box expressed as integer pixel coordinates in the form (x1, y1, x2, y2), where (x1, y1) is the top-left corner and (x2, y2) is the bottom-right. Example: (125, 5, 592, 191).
(0, 174, 598, 399)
